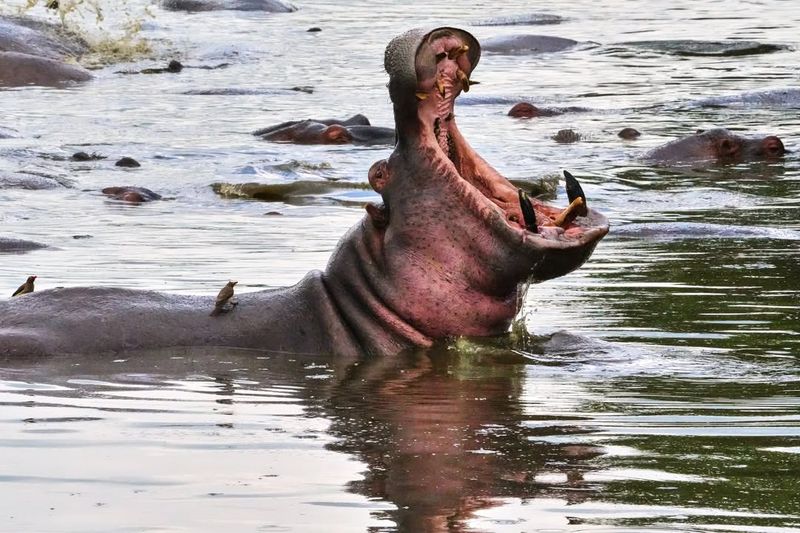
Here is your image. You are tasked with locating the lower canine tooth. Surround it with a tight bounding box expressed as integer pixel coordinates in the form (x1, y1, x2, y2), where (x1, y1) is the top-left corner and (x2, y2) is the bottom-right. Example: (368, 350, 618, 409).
(518, 189, 538, 233)
(563, 170, 588, 216)
(415, 92, 428, 101)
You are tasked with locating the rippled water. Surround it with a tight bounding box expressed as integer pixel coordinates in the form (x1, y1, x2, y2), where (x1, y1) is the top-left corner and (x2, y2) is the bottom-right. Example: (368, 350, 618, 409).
(1, 0, 799, 531)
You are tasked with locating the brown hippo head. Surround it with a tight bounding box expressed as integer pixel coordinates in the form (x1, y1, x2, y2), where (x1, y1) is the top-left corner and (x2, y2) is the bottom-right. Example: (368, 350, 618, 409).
(327, 27, 609, 341)
(508, 102, 546, 118)
(645, 128, 787, 165)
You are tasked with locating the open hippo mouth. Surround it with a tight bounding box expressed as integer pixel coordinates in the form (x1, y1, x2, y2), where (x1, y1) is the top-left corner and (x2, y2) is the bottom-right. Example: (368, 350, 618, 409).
(382, 27, 609, 283)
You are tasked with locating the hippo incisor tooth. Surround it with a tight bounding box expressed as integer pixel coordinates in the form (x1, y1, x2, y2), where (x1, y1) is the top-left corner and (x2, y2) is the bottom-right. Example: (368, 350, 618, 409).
(448, 44, 469, 60)
(563, 170, 588, 216)
(456, 69, 470, 92)
(436, 78, 446, 98)
(518, 189, 538, 233)
(552, 197, 585, 227)
(415, 91, 429, 101)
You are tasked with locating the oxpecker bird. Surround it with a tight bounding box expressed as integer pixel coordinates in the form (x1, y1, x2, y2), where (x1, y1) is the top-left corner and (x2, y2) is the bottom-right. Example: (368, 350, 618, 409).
(12, 275, 36, 297)
(210, 280, 238, 316)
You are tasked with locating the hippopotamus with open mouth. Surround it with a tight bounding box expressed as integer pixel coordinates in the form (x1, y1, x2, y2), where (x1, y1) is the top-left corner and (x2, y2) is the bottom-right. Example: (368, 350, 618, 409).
(0, 27, 608, 358)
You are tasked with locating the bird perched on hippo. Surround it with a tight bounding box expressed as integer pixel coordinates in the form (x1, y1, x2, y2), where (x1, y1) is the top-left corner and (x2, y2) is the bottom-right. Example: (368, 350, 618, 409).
(11, 276, 36, 297)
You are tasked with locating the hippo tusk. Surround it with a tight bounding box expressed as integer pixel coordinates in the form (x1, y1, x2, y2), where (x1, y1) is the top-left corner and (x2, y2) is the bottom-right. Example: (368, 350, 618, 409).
(551, 197, 586, 227)
(563, 170, 588, 216)
(518, 189, 538, 233)
(415, 92, 429, 101)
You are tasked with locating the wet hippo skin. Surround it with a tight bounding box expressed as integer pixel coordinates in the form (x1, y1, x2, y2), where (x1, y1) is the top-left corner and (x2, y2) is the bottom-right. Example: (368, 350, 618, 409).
(507, 102, 590, 118)
(0, 27, 608, 358)
(482, 34, 578, 54)
(161, 0, 297, 12)
(0, 17, 92, 87)
(102, 186, 162, 203)
(0, 51, 91, 87)
(643, 128, 785, 165)
(254, 115, 395, 146)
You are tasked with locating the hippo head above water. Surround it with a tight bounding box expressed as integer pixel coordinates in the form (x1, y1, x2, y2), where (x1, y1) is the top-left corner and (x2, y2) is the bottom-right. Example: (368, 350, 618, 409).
(0, 27, 608, 358)
(644, 128, 786, 165)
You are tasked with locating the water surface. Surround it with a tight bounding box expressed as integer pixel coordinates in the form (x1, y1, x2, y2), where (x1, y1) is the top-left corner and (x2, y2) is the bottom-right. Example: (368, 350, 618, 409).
(1, 0, 799, 531)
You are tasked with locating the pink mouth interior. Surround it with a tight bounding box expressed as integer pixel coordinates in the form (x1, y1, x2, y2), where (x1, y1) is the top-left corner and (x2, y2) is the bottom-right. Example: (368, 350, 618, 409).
(413, 31, 599, 241)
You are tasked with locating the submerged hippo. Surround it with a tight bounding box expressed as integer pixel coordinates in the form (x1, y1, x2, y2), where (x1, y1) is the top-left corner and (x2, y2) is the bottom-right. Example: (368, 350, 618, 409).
(161, 0, 297, 12)
(482, 34, 578, 55)
(0, 27, 608, 358)
(0, 16, 88, 60)
(0, 51, 91, 87)
(102, 186, 162, 203)
(0, 17, 92, 87)
(643, 128, 786, 165)
(254, 115, 395, 146)
(507, 102, 589, 118)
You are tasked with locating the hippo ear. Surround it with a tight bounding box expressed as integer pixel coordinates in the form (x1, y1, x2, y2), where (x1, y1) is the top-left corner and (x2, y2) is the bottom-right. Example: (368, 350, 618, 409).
(761, 136, 785, 157)
(324, 124, 351, 143)
(365, 203, 389, 229)
(368, 159, 390, 193)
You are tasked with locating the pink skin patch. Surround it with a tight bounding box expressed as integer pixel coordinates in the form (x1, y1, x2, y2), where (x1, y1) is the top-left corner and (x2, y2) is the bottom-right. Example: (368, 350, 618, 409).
(412, 32, 599, 241)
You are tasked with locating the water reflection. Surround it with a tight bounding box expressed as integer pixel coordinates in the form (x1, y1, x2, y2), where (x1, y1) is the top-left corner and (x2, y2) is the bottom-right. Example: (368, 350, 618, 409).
(323, 347, 603, 531)
(1, 333, 799, 531)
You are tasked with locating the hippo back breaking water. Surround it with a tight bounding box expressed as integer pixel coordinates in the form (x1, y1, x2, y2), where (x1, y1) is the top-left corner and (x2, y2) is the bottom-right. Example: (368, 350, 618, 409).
(0, 17, 92, 87)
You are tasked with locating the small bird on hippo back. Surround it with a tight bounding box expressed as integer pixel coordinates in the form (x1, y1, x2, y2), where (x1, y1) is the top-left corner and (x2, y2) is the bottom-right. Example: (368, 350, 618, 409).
(12, 275, 36, 297)
(210, 281, 238, 316)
